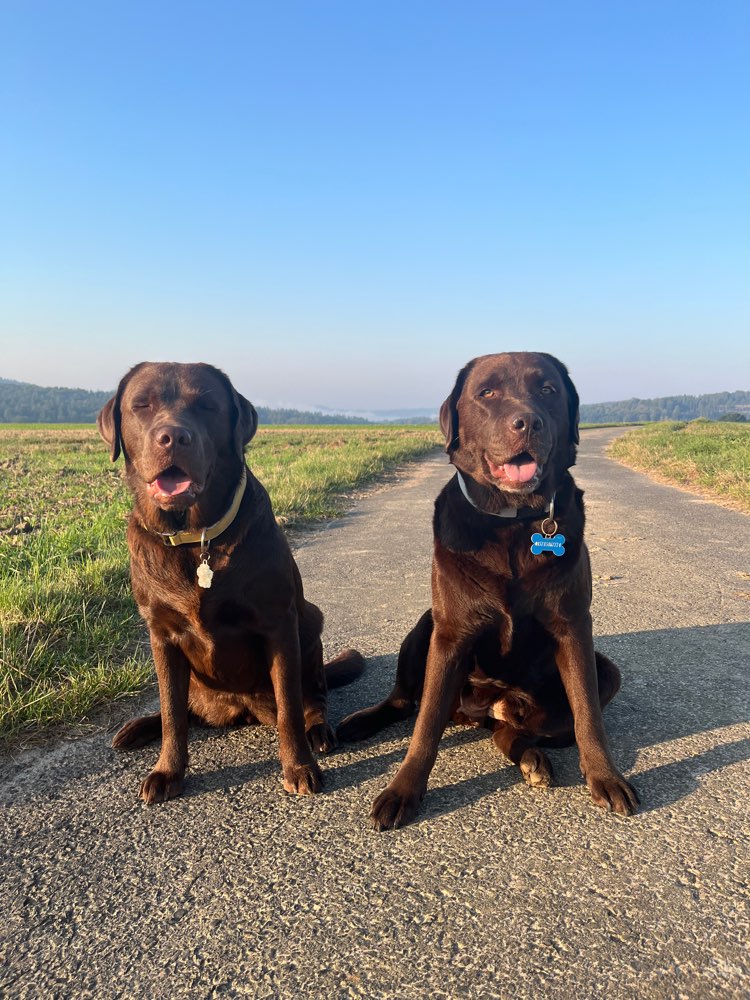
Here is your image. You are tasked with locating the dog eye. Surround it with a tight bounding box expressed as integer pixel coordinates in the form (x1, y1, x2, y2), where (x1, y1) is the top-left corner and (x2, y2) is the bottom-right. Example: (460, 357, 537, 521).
(540, 385, 556, 395)
(131, 399, 151, 410)
(478, 388, 495, 398)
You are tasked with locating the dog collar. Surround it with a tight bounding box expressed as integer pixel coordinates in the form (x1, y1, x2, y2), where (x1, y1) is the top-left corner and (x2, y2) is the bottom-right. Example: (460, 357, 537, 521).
(455, 471, 552, 521)
(143, 468, 247, 547)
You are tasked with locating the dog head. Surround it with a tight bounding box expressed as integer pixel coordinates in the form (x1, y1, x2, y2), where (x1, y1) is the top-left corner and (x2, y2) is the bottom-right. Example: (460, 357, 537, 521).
(439, 352, 579, 497)
(97, 362, 258, 514)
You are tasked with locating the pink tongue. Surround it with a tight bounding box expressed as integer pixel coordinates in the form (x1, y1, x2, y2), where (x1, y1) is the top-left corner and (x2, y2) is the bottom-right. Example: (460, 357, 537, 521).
(153, 474, 193, 496)
(502, 459, 538, 483)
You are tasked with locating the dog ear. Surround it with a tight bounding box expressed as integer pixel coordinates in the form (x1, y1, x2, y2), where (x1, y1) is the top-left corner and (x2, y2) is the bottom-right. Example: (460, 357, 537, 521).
(201, 365, 258, 455)
(541, 354, 580, 448)
(96, 395, 121, 462)
(235, 393, 258, 449)
(439, 359, 475, 453)
(97, 364, 148, 463)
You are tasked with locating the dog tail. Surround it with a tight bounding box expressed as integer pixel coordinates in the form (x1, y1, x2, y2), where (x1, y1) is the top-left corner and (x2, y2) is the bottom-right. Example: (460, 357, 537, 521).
(325, 648, 366, 688)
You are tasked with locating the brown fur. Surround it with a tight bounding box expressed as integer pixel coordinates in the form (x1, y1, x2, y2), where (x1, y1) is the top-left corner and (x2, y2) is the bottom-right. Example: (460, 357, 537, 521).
(98, 362, 363, 804)
(338, 352, 638, 829)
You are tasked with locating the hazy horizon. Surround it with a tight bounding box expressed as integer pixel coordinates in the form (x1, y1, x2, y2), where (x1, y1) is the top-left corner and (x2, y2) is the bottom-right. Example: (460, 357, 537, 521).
(2, 371, 748, 420)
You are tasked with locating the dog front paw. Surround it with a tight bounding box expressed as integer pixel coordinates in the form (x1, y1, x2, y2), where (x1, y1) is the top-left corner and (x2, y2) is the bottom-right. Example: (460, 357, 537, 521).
(586, 771, 640, 815)
(283, 760, 324, 795)
(370, 784, 423, 831)
(139, 769, 185, 804)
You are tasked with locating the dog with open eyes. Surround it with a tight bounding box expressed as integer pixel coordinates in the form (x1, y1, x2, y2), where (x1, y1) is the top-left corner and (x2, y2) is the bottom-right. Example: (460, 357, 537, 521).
(98, 361, 363, 804)
(338, 351, 638, 830)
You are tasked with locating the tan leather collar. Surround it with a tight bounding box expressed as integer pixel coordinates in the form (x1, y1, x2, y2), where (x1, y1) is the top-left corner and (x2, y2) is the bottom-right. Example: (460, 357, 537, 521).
(143, 468, 247, 546)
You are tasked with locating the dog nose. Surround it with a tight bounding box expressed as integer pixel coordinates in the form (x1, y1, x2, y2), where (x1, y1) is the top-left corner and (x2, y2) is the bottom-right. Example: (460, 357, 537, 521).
(510, 412, 543, 434)
(153, 424, 193, 449)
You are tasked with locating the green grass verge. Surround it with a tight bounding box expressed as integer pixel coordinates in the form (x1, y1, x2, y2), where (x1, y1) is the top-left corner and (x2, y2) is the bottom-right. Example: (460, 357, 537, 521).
(608, 420, 750, 514)
(0, 423, 440, 743)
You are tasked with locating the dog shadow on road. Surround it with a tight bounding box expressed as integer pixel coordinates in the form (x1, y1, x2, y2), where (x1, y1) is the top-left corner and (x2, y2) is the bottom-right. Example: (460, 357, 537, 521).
(9, 625, 745, 817)
(598, 621, 750, 813)
(327, 622, 750, 821)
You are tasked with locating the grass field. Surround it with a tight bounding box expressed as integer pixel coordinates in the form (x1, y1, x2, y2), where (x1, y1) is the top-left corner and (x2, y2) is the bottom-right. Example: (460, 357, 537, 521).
(609, 420, 750, 513)
(0, 423, 440, 743)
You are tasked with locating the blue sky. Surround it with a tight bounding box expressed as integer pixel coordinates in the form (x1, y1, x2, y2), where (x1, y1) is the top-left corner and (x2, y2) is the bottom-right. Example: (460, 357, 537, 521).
(2, 1, 748, 411)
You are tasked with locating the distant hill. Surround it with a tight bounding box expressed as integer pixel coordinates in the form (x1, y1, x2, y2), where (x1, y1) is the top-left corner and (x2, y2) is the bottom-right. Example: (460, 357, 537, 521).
(1, 377, 748, 425)
(579, 391, 750, 423)
(307, 404, 439, 423)
(0, 378, 112, 423)
(256, 406, 368, 425)
(0, 378, 368, 425)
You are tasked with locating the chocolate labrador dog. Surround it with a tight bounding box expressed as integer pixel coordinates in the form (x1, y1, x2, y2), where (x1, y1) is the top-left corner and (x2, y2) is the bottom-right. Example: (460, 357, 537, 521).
(98, 362, 363, 803)
(338, 352, 638, 829)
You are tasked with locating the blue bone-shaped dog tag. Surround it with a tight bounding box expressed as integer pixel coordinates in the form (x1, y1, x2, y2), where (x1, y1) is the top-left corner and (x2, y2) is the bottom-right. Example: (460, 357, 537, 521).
(530, 532, 566, 557)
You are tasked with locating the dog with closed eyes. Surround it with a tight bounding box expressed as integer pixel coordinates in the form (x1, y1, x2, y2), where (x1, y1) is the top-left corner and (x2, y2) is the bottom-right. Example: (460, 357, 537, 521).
(98, 361, 364, 804)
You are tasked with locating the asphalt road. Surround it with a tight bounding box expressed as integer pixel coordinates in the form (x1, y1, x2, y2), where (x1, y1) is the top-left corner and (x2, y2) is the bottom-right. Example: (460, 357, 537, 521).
(2, 428, 748, 999)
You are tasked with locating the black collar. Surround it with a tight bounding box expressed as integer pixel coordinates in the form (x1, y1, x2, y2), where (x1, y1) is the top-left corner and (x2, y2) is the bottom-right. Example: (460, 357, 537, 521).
(455, 471, 552, 521)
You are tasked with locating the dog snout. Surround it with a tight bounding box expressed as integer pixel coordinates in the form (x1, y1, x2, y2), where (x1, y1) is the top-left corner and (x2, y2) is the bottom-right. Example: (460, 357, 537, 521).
(510, 411, 544, 435)
(152, 423, 193, 450)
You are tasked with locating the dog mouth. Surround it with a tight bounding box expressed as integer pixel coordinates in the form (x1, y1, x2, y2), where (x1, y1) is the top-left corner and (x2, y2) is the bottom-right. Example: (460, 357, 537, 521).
(146, 466, 201, 505)
(484, 451, 543, 491)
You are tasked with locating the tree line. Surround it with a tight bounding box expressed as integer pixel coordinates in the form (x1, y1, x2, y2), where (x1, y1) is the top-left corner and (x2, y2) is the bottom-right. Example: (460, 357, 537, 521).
(0, 378, 368, 425)
(579, 391, 750, 424)
(1, 377, 748, 425)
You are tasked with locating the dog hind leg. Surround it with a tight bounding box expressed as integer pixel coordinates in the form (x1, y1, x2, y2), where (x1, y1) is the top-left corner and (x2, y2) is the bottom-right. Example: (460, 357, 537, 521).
(112, 712, 162, 750)
(491, 723, 554, 788)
